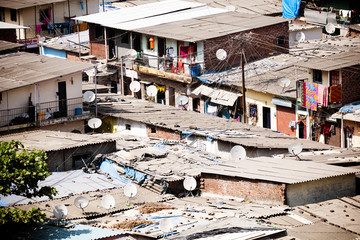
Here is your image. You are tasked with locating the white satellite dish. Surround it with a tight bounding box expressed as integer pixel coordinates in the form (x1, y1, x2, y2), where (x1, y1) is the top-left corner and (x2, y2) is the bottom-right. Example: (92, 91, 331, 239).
(124, 183, 138, 198)
(176, 95, 189, 105)
(74, 196, 89, 211)
(83, 91, 95, 103)
(101, 195, 115, 210)
(278, 78, 291, 88)
(128, 49, 138, 59)
(147, 85, 158, 97)
(288, 143, 303, 156)
(225, 5, 236, 11)
(183, 177, 197, 191)
(295, 32, 305, 42)
(159, 218, 174, 233)
(325, 23, 336, 34)
(88, 118, 102, 129)
(85, 68, 96, 77)
(53, 204, 68, 219)
(129, 81, 141, 93)
(216, 49, 227, 61)
(230, 145, 246, 161)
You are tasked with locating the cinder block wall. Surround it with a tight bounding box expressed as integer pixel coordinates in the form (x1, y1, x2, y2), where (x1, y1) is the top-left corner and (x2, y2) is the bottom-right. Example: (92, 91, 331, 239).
(201, 173, 286, 205)
(204, 22, 289, 72)
(146, 125, 181, 140)
(342, 66, 360, 105)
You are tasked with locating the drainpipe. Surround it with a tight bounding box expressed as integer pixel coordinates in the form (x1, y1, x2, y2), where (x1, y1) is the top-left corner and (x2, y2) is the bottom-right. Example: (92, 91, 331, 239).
(341, 112, 344, 148)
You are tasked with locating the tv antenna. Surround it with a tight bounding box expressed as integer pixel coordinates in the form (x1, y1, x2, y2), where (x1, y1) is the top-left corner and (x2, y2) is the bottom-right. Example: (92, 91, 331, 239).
(175, 95, 189, 106)
(83, 91, 95, 103)
(129, 81, 141, 93)
(230, 145, 247, 161)
(53, 204, 68, 225)
(124, 183, 137, 207)
(295, 32, 305, 42)
(101, 195, 115, 212)
(74, 196, 89, 213)
(216, 49, 227, 61)
(288, 143, 303, 160)
(325, 23, 335, 34)
(88, 118, 102, 129)
(183, 177, 197, 197)
(159, 218, 174, 239)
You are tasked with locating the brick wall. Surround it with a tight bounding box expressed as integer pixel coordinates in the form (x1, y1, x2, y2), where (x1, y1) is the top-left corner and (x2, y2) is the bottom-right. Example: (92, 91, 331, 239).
(66, 52, 82, 61)
(276, 105, 296, 136)
(201, 173, 286, 205)
(342, 66, 360, 105)
(146, 125, 181, 140)
(204, 22, 289, 72)
(89, 23, 107, 59)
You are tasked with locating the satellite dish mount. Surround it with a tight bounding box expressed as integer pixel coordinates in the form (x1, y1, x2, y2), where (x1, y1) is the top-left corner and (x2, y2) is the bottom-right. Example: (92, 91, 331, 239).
(124, 183, 138, 207)
(183, 177, 197, 197)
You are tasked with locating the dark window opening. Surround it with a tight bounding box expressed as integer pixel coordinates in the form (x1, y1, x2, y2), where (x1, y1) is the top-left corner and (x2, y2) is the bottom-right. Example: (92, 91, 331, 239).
(39, 8, 50, 24)
(82, 72, 89, 82)
(313, 69, 322, 84)
(133, 33, 141, 51)
(330, 70, 340, 85)
(120, 31, 129, 44)
(72, 153, 91, 169)
(277, 36, 285, 45)
(189, 42, 197, 59)
(94, 25, 103, 40)
(125, 124, 131, 130)
(151, 127, 156, 133)
(0, 92, 2, 102)
(10, 9, 17, 22)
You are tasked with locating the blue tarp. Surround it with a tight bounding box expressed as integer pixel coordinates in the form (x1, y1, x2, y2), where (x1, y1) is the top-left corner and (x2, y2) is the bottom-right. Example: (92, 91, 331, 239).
(100, 159, 131, 184)
(282, 0, 301, 18)
(123, 167, 147, 184)
(339, 101, 360, 113)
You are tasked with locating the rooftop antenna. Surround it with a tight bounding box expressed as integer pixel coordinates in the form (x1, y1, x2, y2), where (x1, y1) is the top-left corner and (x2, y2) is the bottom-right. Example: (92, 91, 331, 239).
(129, 81, 141, 93)
(183, 177, 197, 197)
(325, 23, 336, 34)
(83, 91, 95, 103)
(288, 143, 303, 160)
(295, 32, 305, 42)
(230, 145, 247, 161)
(74, 196, 89, 213)
(53, 204, 68, 225)
(124, 183, 138, 207)
(146, 85, 158, 101)
(87, 118, 102, 131)
(216, 49, 227, 61)
(101, 195, 115, 213)
(159, 218, 174, 240)
(278, 78, 291, 92)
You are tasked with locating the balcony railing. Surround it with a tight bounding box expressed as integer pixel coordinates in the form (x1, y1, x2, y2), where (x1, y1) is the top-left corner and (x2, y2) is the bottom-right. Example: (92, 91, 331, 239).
(0, 97, 88, 129)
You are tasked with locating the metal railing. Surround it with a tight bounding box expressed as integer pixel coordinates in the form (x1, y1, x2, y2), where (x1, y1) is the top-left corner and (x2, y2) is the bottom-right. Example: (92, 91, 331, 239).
(0, 97, 85, 128)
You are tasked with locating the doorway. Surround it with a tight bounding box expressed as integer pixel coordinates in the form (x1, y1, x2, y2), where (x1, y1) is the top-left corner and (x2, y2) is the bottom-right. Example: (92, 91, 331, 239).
(58, 81, 67, 117)
(169, 87, 175, 106)
(158, 37, 166, 57)
(262, 106, 271, 129)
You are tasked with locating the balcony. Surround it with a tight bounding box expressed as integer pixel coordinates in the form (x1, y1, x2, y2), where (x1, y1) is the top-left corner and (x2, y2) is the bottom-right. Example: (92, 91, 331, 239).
(0, 97, 93, 131)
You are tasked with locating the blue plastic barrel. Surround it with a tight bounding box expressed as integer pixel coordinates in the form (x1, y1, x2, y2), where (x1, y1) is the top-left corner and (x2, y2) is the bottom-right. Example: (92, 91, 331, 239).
(75, 108, 82, 115)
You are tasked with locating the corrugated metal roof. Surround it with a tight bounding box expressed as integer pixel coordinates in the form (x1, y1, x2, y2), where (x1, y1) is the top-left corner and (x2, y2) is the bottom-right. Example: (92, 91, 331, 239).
(0, 40, 22, 51)
(192, 85, 241, 106)
(0, 130, 115, 152)
(0, 21, 29, 29)
(201, 157, 358, 184)
(0, 0, 66, 9)
(0, 52, 93, 92)
(295, 51, 360, 71)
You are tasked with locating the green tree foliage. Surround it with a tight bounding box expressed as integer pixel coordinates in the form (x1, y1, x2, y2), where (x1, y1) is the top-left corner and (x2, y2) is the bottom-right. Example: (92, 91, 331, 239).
(0, 140, 57, 225)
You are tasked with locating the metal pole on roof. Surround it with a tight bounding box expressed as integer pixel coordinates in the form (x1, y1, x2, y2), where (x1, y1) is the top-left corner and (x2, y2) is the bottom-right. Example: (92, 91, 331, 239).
(241, 49, 246, 124)
(94, 66, 98, 117)
(86, 0, 88, 15)
(68, 0, 71, 33)
(120, 56, 124, 95)
(102, 0, 105, 12)
(341, 112, 344, 148)
(52, 3, 55, 37)
(77, 20, 81, 59)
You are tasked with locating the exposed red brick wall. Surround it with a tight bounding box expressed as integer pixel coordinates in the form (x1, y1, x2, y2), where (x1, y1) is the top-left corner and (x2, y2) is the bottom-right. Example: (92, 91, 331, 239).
(88, 23, 107, 59)
(327, 126, 341, 147)
(276, 105, 296, 136)
(66, 52, 82, 61)
(201, 173, 286, 205)
(204, 22, 289, 72)
(342, 66, 360, 105)
(146, 126, 181, 140)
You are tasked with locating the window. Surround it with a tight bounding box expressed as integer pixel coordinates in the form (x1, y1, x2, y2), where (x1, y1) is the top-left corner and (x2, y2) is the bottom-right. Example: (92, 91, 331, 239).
(277, 36, 285, 45)
(82, 72, 89, 82)
(313, 69, 322, 84)
(151, 127, 156, 133)
(39, 8, 50, 24)
(10, 9, 16, 22)
(120, 32, 129, 44)
(94, 25, 103, 40)
(330, 70, 340, 85)
(125, 124, 131, 130)
(72, 154, 90, 168)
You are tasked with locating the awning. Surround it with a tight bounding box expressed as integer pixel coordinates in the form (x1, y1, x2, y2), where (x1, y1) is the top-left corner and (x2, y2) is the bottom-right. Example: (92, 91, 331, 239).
(192, 85, 241, 106)
(271, 98, 292, 108)
(330, 113, 360, 122)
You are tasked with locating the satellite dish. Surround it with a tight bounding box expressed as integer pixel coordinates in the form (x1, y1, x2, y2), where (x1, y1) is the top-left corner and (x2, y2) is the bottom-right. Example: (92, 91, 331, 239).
(74, 196, 89, 211)
(129, 81, 141, 93)
(53, 204, 68, 219)
(124, 183, 138, 198)
(128, 49, 138, 59)
(183, 177, 197, 191)
(159, 218, 174, 233)
(85, 68, 96, 77)
(288, 143, 303, 156)
(147, 85, 158, 97)
(278, 78, 291, 88)
(88, 118, 102, 129)
(295, 32, 305, 42)
(176, 95, 189, 105)
(225, 5, 236, 11)
(325, 23, 335, 34)
(83, 91, 95, 103)
(230, 145, 247, 161)
(216, 49, 227, 61)
(101, 195, 115, 210)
